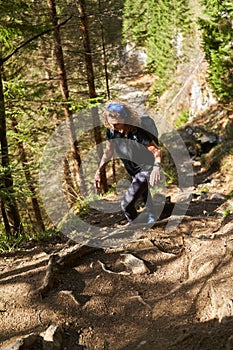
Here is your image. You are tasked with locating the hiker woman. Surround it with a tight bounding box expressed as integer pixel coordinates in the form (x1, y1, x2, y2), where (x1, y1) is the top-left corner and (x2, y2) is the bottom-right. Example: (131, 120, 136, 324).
(95, 102, 162, 224)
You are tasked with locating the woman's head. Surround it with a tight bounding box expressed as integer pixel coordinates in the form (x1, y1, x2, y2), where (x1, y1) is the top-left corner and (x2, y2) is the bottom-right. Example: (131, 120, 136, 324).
(103, 101, 139, 133)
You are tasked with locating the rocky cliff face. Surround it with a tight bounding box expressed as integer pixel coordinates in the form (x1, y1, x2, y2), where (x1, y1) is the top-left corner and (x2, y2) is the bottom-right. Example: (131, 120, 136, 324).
(121, 19, 216, 124)
(154, 53, 216, 123)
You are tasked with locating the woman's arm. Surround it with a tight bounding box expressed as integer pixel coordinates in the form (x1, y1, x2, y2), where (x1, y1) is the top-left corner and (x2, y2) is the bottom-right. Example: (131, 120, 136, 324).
(146, 140, 162, 164)
(95, 141, 114, 190)
(146, 140, 162, 186)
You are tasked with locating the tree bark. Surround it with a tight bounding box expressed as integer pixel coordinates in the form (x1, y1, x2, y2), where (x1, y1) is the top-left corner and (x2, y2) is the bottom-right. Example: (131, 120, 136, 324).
(11, 116, 45, 232)
(98, 0, 111, 100)
(63, 156, 78, 205)
(76, 0, 96, 99)
(77, 0, 108, 193)
(1, 200, 11, 238)
(47, 0, 87, 196)
(0, 65, 23, 236)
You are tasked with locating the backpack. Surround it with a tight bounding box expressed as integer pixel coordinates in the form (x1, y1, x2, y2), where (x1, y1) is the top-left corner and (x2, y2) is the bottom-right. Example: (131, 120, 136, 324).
(139, 114, 158, 144)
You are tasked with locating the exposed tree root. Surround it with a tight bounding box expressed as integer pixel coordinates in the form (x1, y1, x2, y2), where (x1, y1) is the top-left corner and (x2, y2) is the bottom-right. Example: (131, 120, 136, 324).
(34, 243, 100, 298)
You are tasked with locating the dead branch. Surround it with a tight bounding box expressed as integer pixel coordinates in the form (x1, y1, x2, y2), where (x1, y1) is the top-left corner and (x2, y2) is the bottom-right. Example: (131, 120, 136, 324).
(1, 16, 72, 64)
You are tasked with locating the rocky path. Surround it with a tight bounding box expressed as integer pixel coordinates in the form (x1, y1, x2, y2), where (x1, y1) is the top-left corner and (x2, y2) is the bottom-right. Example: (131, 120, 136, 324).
(0, 182, 233, 350)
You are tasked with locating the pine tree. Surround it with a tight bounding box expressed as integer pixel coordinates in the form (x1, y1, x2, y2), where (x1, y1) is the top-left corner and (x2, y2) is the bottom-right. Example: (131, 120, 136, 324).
(0, 64, 23, 236)
(122, 0, 191, 101)
(0, 0, 41, 236)
(77, 0, 108, 193)
(123, 0, 149, 46)
(198, 0, 233, 101)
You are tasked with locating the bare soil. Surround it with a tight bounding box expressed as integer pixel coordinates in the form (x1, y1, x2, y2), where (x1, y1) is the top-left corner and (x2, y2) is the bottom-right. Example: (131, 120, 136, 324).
(0, 164, 233, 350)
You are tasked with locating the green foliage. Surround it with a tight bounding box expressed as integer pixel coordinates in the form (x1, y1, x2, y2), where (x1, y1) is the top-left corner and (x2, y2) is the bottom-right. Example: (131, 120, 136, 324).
(198, 186, 209, 194)
(174, 109, 190, 128)
(0, 165, 16, 207)
(122, 0, 149, 46)
(0, 1, 47, 61)
(73, 193, 102, 217)
(0, 229, 57, 252)
(0, 232, 24, 252)
(0, 28, 20, 48)
(222, 208, 232, 217)
(123, 0, 192, 100)
(198, 0, 233, 102)
(0, 164, 30, 204)
(0, 0, 125, 242)
(160, 146, 178, 185)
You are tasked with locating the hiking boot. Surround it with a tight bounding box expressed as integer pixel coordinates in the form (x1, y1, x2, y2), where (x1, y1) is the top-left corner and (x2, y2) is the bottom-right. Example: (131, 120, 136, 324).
(146, 214, 157, 224)
(132, 213, 157, 225)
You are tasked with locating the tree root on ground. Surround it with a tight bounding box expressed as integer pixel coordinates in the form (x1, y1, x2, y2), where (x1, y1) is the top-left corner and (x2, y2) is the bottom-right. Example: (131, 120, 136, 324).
(33, 243, 100, 298)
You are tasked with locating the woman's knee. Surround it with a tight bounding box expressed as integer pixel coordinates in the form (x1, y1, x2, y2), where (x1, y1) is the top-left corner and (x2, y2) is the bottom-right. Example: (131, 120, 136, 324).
(121, 197, 134, 212)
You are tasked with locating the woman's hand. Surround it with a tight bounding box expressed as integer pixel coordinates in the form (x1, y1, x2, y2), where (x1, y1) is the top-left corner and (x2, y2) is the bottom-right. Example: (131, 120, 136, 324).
(94, 140, 114, 191)
(94, 170, 102, 190)
(149, 165, 161, 187)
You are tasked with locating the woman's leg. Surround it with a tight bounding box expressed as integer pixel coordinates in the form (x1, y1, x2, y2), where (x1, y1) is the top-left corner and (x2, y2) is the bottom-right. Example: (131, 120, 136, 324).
(121, 171, 151, 222)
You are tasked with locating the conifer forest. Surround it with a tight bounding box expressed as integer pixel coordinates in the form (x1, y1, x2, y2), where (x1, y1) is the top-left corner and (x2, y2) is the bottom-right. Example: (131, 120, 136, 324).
(1, 0, 232, 243)
(1, 1, 233, 349)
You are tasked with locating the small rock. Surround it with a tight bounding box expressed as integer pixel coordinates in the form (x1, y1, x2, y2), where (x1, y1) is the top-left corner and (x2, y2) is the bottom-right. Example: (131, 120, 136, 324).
(218, 299, 233, 323)
(3, 333, 42, 350)
(121, 253, 150, 274)
(137, 340, 147, 348)
(193, 160, 202, 167)
(43, 324, 64, 350)
(173, 192, 193, 203)
(209, 193, 226, 201)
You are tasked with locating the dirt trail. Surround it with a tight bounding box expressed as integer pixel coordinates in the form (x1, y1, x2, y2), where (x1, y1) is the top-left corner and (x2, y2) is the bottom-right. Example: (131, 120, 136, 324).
(0, 174, 233, 350)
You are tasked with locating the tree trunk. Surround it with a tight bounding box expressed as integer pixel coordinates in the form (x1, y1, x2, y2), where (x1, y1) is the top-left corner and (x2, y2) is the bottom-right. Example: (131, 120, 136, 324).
(77, 0, 108, 194)
(76, 0, 96, 99)
(98, 0, 111, 100)
(11, 116, 45, 232)
(63, 156, 78, 205)
(98, 0, 115, 188)
(0, 64, 23, 236)
(47, 0, 87, 196)
(1, 200, 11, 238)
